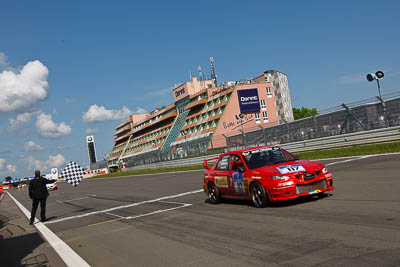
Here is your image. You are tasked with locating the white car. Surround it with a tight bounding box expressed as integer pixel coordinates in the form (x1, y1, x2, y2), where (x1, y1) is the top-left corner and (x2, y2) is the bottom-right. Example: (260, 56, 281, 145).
(46, 180, 57, 191)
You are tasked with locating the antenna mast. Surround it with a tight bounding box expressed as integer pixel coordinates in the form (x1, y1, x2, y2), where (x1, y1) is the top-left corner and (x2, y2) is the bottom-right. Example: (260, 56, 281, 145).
(198, 66, 203, 81)
(210, 56, 217, 87)
(198, 66, 204, 88)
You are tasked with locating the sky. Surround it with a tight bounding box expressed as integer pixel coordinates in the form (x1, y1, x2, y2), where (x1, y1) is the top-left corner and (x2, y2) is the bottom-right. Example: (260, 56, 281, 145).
(0, 0, 399, 179)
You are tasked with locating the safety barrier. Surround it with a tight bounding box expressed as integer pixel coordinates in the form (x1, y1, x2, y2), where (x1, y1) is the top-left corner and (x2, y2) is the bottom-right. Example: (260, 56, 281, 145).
(125, 126, 400, 171)
(84, 168, 108, 178)
(280, 125, 400, 153)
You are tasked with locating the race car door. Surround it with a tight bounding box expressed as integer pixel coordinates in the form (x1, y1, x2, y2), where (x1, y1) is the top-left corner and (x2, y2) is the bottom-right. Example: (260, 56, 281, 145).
(213, 154, 232, 195)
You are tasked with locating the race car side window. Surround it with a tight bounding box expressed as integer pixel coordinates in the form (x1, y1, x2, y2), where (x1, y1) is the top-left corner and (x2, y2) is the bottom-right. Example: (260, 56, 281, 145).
(230, 154, 245, 171)
(215, 155, 230, 170)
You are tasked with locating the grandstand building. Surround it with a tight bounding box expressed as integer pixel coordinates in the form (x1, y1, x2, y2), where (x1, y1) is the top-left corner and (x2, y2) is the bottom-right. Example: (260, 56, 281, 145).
(108, 69, 294, 167)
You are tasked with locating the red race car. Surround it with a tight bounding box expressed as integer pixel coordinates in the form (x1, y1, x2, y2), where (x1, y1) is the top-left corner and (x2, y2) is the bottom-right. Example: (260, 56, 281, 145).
(203, 146, 334, 207)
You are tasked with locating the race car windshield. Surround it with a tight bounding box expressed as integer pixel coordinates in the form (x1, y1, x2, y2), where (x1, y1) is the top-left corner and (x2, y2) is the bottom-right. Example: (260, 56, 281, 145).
(242, 148, 298, 169)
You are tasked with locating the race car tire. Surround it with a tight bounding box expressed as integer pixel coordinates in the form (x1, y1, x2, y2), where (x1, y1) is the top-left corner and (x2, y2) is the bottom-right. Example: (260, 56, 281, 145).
(250, 182, 269, 208)
(207, 182, 221, 204)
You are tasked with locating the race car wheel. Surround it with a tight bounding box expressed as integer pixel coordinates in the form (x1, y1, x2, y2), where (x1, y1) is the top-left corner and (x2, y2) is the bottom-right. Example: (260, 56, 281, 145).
(251, 182, 268, 208)
(207, 182, 221, 204)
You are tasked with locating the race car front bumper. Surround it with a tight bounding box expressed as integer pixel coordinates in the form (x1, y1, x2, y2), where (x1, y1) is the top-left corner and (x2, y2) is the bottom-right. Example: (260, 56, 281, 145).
(268, 178, 334, 202)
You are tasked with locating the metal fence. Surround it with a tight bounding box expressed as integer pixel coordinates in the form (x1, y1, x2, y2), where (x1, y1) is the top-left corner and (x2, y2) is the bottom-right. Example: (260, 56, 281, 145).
(124, 126, 400, 170)
(225, 92, 400, 151)
(107, 91, 400, 169)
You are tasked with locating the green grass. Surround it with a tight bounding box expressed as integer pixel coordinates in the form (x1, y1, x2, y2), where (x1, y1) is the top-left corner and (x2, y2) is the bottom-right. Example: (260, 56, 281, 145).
(294, 141, 400, 160)
(88, 164, 204, 179)
(88, 141, 400, 179)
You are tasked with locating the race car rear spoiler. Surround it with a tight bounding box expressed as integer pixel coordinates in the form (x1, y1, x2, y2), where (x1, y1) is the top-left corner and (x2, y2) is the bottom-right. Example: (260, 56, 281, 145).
(203, 157, 219, 170)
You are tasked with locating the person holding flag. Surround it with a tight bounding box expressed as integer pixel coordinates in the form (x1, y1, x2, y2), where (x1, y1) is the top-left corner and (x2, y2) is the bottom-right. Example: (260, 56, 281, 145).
(29, 170, 54, 224)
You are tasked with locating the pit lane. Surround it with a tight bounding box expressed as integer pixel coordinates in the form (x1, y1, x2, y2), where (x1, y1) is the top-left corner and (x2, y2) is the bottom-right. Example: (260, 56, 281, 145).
(8, 153, 400, 266)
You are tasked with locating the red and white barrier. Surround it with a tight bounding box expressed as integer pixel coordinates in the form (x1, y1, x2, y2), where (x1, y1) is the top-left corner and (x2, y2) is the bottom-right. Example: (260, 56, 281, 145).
(83, 168, 109, 178)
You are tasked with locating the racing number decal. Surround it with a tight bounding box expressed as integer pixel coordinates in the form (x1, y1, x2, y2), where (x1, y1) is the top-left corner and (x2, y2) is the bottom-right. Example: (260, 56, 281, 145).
(276, 164, 306, 174)
(287, 166, 299, 172)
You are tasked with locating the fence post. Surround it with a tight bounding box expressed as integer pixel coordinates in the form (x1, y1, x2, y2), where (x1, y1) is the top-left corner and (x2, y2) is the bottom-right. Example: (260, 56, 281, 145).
(239, 129, 247, 148)
(376, 96, 388, 127)
(258, 125, 267, 145)
(286, 121, 291, 143)
(313, 115, 319, 138)
(222, 134, 229, 151)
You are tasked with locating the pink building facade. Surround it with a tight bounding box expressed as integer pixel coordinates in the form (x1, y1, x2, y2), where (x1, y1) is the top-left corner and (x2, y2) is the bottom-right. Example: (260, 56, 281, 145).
(108, 70, 293, 165)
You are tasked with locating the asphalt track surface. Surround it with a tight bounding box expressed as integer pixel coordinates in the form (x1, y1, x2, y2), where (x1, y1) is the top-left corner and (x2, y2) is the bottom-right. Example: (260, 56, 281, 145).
(8, 154, 400, 266)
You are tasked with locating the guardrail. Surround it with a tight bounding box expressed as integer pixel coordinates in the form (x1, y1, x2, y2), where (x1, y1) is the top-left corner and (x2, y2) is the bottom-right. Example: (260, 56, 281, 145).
(125, 126, 400, 170)
(280, 126, 400, 153)
(124, 154, 219, 171)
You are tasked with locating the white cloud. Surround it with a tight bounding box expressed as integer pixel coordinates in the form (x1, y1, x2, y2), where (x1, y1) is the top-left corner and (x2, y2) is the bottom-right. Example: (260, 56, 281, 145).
(48, 154, 66, 168)
(36, 113, 72, 138)
(0, 52, 7, 69)
(9, 112, 33, 131)
(25, 154, 66, 171)
(24, 140, 44, 152)
(0, 59, 49, 113)
(6, 164, 17, 173)
(85, 128, 99, 134)
(82, 104, 132, 122)
(0, 158, 5, 169)
(135, 107, 148, 114)
(65, 98, 73, 104)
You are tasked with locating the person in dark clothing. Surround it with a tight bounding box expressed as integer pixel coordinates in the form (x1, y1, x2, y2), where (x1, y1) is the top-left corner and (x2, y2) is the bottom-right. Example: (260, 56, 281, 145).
(29, 170, 53, 224)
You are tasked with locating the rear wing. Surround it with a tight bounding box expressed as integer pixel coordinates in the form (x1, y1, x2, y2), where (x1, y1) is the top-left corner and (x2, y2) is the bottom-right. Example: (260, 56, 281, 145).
(203, 157, 219, 170)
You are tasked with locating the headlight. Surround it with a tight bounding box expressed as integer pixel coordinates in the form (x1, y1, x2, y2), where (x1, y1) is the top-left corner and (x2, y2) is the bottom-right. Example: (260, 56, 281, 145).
(271, 175, 291, 180)
(322, 167, 328, 174)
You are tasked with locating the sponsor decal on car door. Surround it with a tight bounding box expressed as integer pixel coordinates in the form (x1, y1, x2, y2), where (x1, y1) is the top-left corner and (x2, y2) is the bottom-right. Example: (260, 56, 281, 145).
(214, 155, 232, 194)
(232, 172, 246, 194)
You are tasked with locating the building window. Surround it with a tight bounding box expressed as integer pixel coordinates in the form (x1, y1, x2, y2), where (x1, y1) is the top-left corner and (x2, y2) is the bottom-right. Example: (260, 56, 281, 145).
(262, 111, 268, 122)
(255, 112, 261, 124)
(260, 99, 266, 110)
(266, 87, 272, 98)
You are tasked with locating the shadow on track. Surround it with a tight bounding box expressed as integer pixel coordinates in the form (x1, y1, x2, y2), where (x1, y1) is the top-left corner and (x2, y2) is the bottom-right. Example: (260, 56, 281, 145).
(204, 193, 334, 208)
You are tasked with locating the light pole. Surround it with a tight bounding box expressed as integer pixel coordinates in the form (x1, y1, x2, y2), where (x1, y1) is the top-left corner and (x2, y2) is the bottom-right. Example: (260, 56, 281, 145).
(236, 114, 246, 148)
(366, 71, 387, 127)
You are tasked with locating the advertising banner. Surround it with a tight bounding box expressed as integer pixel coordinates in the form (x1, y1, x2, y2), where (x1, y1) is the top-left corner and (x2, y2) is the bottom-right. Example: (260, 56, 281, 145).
(237, 88, 260, 113)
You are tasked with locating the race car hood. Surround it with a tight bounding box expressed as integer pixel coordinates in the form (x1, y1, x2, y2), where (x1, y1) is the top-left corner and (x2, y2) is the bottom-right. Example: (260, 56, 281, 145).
(251, 160, 324, 175)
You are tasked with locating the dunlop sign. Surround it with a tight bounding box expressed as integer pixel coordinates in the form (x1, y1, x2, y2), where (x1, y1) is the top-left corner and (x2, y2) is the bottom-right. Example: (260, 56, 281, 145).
(237, 88, 260, 113)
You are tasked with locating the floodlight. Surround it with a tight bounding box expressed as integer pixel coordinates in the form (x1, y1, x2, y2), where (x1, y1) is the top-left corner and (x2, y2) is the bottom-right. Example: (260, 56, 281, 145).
(366, 73, 375, 82)
(375, 71, 384, 79)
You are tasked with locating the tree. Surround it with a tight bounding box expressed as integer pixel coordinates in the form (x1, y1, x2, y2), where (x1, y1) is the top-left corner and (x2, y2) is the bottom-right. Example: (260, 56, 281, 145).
(293, 107, 318, 120)
(5, 176, 12, 182)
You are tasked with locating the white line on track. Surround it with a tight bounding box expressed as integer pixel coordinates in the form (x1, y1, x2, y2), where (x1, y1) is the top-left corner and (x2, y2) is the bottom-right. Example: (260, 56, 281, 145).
(56, 196, 90, 203)
(158, 200, 190, 205)
(105, 212, 125, 218)
(125, 203, 192, 220)
(45, 189, 204, 225)
(325, 155, 371, 166)
(315, 151, 400, 161)
(6, 192, 91, 267)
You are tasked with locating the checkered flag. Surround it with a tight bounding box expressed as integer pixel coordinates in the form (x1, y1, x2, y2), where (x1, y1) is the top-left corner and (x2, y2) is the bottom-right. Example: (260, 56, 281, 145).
(59, 162, 85, 187)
